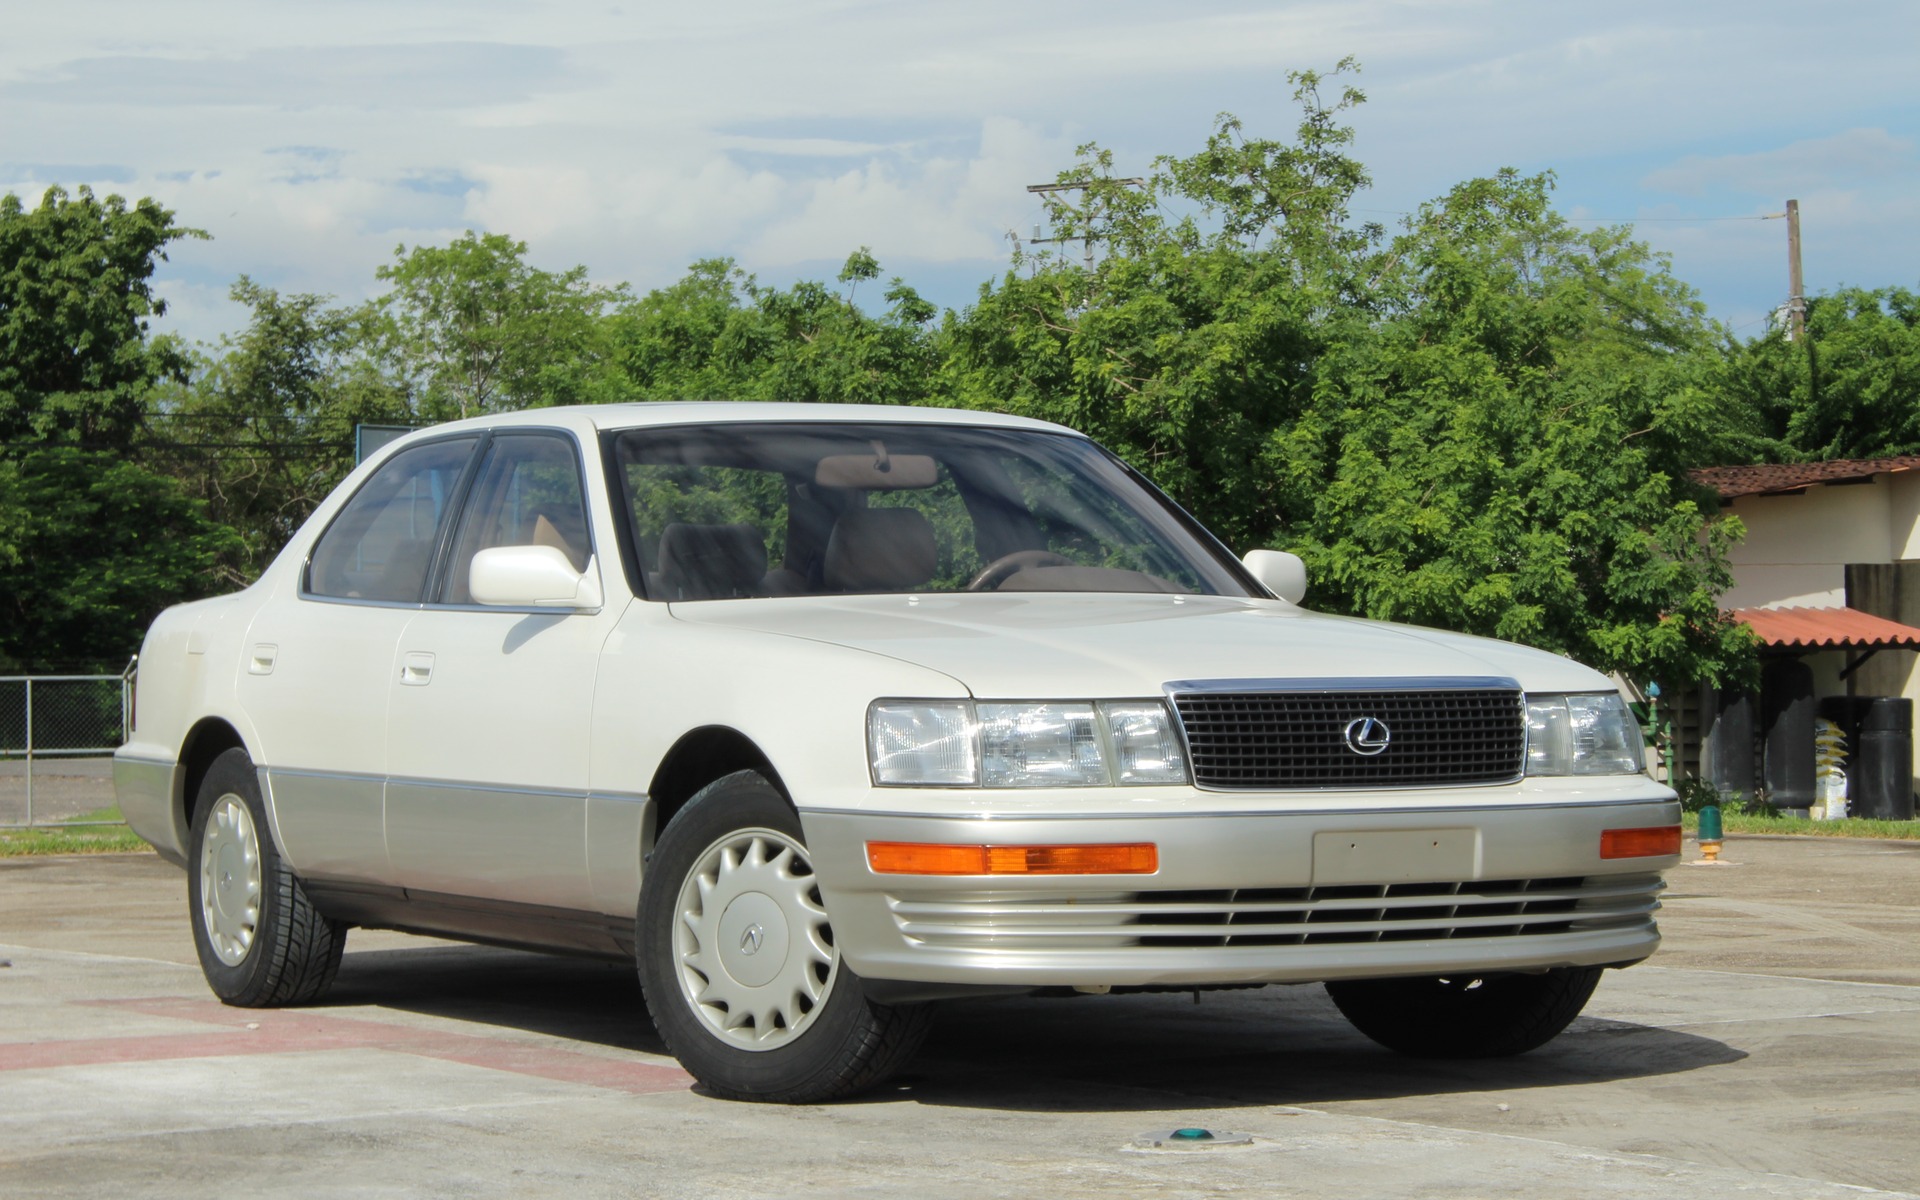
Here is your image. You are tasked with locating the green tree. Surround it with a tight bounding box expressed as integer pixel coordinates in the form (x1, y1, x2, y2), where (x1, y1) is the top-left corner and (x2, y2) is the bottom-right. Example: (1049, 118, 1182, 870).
(611, 251, 939, 406)
(0, 448, 237, 670)
(0, 185, 203, 451)
(373, 231, 630, 419)
(161, 278, 411, 584)
(1715, 285, 1920, 462)
(1286, 171, 1752, 684)
(940, 66, 1752, 685)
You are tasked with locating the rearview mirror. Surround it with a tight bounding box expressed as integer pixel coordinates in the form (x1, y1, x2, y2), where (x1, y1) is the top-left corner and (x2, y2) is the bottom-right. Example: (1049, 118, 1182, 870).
(470, 546, 604, 610)
(815, 451, 938, 489)
(1242, 549, 1306, 605)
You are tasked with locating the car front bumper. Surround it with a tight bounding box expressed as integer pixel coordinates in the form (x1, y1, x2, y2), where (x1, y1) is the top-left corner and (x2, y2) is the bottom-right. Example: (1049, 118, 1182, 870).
(801, 789, 1678, 990)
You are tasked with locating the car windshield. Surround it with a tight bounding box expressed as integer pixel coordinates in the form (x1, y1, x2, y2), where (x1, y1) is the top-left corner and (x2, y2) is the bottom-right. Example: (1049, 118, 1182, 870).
(606, 421, 1255, 601)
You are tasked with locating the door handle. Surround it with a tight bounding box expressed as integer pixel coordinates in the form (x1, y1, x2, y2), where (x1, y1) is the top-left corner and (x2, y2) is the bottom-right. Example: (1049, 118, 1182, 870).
(248, 644, 277, 675)
(400, 652, 435, 686)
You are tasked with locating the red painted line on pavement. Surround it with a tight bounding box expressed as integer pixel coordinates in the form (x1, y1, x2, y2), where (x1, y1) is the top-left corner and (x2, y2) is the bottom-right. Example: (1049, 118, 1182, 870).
(0, 996, 690, 1096)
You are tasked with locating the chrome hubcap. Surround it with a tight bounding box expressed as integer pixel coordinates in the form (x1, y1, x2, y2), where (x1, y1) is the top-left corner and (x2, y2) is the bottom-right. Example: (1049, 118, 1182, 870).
(199, 794, 262, 967)
(673, 828, 838, 1051)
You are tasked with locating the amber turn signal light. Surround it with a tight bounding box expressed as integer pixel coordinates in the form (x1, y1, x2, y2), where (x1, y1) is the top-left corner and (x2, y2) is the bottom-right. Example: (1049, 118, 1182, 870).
(1599, 825, 1682, 859)
(866, 841, 1158, 875)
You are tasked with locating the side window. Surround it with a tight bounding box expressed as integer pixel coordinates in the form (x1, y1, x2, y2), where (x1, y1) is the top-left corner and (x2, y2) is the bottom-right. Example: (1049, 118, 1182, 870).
(441, 434, 591, 605)
(307, 438, 477, 602)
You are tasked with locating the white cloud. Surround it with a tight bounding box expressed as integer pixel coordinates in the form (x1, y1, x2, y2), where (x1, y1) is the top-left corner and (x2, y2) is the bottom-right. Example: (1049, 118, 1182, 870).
(1641, 129, 1920, 197)
(741, 118, 1072, 267)
(4, 0, 1919, 345)
(715, 136, 905, 159)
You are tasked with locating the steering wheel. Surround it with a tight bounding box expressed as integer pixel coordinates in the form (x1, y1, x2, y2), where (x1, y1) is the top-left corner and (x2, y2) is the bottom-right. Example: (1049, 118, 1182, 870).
(965, 549, 1073, 591)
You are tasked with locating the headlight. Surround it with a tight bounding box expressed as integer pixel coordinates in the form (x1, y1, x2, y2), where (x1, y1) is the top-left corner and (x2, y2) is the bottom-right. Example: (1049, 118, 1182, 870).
(869, 702, 977, 785)
(869, 700, 1189, 787)
(978, 703, 1107, 786)
(1525, 693, 1647, 776)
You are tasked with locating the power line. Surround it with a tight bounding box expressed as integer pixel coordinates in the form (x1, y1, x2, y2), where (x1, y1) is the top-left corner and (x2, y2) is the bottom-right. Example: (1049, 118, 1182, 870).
(1, 439, 347, 453)
(1350, 207, 1780, 224)
(1023, 178, 1149, 270)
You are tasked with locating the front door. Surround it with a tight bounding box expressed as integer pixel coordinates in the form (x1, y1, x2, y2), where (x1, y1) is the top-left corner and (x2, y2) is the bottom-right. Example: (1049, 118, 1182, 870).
(384, 431, 620, 912)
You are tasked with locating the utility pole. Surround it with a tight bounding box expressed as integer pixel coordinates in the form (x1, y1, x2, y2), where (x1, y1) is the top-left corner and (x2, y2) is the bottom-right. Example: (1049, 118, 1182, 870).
(1786, 198, 1805, 342)
(1024, 178, 1146, 270)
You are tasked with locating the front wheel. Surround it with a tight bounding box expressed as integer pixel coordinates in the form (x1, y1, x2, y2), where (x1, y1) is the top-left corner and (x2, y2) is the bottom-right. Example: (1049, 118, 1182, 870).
(637, 771, 931, 1102)
(1325, 966, 1604, 1058)
(187, 747, 346, 1006)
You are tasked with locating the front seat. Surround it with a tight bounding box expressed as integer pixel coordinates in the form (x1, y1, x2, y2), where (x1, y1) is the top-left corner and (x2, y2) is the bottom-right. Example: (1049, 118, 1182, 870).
(823, 508, 937, 593)
(656, 523, 768, 600)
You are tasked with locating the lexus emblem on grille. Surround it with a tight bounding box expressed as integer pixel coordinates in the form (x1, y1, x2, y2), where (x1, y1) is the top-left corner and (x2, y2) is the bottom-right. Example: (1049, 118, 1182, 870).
(1342, 716, 1391, 756)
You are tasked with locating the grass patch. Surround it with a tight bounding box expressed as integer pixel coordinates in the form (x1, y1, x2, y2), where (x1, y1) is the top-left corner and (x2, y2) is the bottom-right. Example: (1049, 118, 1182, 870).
(0, 807, 153, 857)
(1682, 810, 1920, 841)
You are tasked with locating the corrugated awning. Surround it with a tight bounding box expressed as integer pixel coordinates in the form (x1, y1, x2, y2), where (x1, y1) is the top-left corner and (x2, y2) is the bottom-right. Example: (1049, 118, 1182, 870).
(1732, 606, 1920, 651)
(1693, 455, 1920, 499)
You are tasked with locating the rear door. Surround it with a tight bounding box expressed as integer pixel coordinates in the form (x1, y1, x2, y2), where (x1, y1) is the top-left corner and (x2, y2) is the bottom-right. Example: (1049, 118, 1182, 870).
(241, 435, 478, 885)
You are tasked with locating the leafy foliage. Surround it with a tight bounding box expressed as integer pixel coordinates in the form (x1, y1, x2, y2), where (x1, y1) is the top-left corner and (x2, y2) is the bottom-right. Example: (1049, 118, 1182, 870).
(1715, 286, 1920, 462)
(6, 61, 1910, 689)
(0, 448, 237, 670)
(1280, 171, 1756, 684)
(610, 253, 939, 407)
(161, 279, 411, 585)
(939, 65, 1754, 685)
(373, 231, 630, 419)
(0, 186, 202, 451)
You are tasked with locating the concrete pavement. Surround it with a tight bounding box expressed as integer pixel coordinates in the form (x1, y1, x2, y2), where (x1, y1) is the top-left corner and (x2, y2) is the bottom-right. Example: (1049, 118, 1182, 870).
(2, 837, 1917, 1199)
(0, 757, 115, 826)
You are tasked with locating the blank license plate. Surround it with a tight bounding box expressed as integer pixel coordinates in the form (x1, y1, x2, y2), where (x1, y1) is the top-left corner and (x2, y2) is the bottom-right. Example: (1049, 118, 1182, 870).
(1312, 829, 1478, 885)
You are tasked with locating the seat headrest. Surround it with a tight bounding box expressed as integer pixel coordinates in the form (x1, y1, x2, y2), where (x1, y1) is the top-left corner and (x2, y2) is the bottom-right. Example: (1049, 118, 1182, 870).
(824, 508, 937, 592)
(529, 510, 589, 572)
(657, 523, 767, 600)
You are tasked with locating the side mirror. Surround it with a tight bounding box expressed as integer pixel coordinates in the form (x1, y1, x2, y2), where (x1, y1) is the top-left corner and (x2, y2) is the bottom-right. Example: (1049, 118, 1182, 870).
(1241, 549, 1307, 605)
(469, 546, 604, 610)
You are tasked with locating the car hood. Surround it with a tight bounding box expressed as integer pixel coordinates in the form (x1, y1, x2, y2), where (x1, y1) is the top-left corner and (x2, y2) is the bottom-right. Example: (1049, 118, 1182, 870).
(668, 593, 1612, 698)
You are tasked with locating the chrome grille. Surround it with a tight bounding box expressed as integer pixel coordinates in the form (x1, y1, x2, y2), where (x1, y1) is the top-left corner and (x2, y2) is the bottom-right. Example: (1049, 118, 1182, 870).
(889, 874, 1662, 950)
(1172, 686, 1527, 789)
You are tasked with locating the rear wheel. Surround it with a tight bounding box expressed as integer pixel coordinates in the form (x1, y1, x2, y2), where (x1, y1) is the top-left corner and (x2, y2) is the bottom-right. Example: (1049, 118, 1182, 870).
(1325, 966, 1603, 1058)
(188, 748, 346, 1006)
(637, 771, 931, 1102)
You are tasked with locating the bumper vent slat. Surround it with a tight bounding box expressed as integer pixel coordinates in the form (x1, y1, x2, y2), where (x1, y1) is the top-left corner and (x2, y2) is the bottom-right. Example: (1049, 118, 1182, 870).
(889, 874, 1664, 950)
(1172, 687, 1527, 789)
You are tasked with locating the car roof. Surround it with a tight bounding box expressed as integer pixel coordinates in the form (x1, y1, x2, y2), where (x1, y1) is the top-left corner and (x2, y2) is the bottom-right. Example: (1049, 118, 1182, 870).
(417, 402, 1085, 440)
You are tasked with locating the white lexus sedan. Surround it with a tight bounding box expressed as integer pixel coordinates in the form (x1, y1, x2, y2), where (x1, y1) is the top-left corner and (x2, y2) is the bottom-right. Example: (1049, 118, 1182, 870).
(116, 402, 1680, 1102)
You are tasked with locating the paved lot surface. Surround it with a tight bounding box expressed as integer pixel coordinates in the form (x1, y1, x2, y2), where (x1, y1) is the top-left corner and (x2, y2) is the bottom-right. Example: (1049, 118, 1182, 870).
(2, 836, 1918, 1199)
(0, 757, 115, 826)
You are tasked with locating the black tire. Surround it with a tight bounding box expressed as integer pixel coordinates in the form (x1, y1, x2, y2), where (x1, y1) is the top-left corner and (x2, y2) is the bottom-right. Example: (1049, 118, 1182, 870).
(187, 747, 346, 1007)
(1325, 966, 1604, 1058)
(637, 771, 932, 1103)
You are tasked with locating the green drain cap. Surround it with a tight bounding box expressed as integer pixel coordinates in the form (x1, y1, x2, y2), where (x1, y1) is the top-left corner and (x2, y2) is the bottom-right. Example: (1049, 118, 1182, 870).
(1133, 1128, 1253, 1151)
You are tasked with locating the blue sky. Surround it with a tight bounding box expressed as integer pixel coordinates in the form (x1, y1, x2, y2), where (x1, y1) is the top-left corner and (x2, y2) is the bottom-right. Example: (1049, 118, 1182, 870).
(4, 1, 1916, 347)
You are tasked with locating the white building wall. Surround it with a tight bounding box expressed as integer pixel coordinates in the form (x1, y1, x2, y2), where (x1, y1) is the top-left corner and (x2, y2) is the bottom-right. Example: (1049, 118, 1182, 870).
(1720, 480, 1896, 609)
(1718, 469, 1920, 806)
(1892, 472, 1920, 560)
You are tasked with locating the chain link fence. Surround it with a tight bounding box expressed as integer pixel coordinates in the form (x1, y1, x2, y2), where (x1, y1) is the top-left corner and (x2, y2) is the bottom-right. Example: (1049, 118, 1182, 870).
(0, 671, 132, 828)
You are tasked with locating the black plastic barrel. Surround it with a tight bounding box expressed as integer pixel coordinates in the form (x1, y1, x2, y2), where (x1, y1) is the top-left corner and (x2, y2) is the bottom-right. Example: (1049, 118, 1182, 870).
(1761, 659, 1816, 812)
(1705, 687, 1756, 799)
(1817, 695, 1874, 751)
(1854, 698, 1915, 820)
